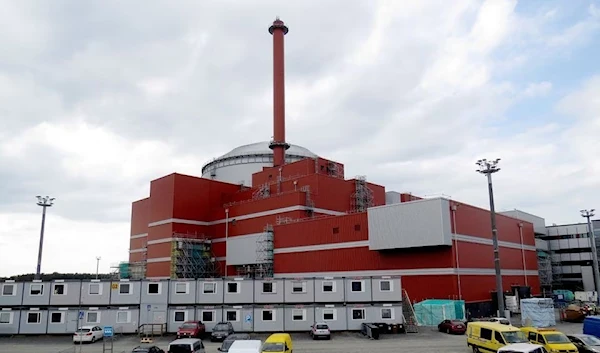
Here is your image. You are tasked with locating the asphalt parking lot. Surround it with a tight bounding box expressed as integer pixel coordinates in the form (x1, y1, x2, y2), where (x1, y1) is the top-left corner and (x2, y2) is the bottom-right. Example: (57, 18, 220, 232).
(0, 322, 585, 353)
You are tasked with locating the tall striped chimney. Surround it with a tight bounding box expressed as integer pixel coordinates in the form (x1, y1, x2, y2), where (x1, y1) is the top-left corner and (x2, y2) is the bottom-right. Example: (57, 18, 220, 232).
(268, 17, 290, 167)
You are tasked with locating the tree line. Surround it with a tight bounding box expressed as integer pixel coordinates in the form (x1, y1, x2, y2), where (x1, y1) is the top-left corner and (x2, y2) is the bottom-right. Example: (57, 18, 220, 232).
(1, 272, 115, 281)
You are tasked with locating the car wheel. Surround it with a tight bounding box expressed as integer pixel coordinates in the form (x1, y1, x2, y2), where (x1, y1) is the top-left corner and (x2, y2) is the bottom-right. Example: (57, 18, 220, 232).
(91, 336, 95, 343)
(446, 328, 450, 334)
(472, 347, 479, 353)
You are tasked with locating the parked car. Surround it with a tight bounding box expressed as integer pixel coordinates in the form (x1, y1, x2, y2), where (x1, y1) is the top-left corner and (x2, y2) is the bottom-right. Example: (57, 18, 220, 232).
(132, 345, 165, 353)
(227, 340, 262, 353)
(211, 322, 235, 342)
(498, 343, 547, 353)
(177, 321, 206, 339)
(567, 334, 600, 353)
(218, 333, 252, 352)
(73, 325, 104, 344)
(489, 317, 511, 325)
(262, 333, 293, 353)
(310, 322, 331, 340)
(438, 319, 467, 334)
(168, 338, 206, 353)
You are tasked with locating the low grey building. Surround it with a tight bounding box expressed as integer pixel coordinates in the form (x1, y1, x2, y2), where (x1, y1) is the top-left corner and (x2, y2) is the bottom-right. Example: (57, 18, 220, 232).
(19, 308, 49, 334)
(0, 308, 21, 334)
(315, 304, 346, 331)
(253, 304, 283, 332)
(80, 280, 110, 306)
(283, 278, 315, 303)
(283, 304, 314, 331)
(196, 305, 223, 332)
(1, 281, 24, 307)
(22, 281, 50, 306)
(197, 279, 224, 304)
(254, 278, 284, 303)
(223, 278, 253, 304)
(110, 280, 142, 305)
(169, 280, 197, 304)
(46, 307, 78, 334)
(49, 280, 81, 306)
(314, 278, 344, 303)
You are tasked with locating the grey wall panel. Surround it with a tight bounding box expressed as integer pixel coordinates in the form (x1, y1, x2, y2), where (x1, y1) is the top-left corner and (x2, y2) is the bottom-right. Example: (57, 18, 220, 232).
(0, 281, 23, 306)
(49, 281, 81, 306)
(197, 279, 224, 304)
(370, 304, 403, 324)
(196, 306, 223, 332)
(169, 280, 197, 304)
(0, 309, 21, 334)
(499, 210, 546, 234)
(314, 278, 344, 303)
(315, 305, 347, 331)
(283, 278, 315, 303)
(223, 279, 254, 304)
(47, 309, 78, 334)
(139, 304, 168, 326)
(226, 234, 262, 265)
(582, 266, 595, 292)
(385, 191, 401, 205)
(283, 305, 314, 331)
(253, 306, 283, 332)
(371, 277, 402, 302)
(22, 281, 51, 306)
(80, 281, 110, 306)
(110, 280, 142, 305)
(167, 307, 196, 333)
(223, 305, 254, 332)
(105, 308, 140, 333)
(345, 278, 372, 303)
(254, 279, 284, 304)
(19, 309, 48, 334)
(140, 280, 168, 304)
(368, 198, 452, 250)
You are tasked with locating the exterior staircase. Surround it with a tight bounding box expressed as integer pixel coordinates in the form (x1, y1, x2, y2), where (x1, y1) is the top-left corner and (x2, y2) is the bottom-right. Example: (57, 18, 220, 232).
(402, 289, 419, 333)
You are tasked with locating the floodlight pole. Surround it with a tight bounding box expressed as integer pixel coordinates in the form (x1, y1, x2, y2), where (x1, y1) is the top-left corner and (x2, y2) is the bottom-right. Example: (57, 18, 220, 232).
(476, 159, 505, 317)
(582, 209, 600, 305)
(35, 196, 55, 280)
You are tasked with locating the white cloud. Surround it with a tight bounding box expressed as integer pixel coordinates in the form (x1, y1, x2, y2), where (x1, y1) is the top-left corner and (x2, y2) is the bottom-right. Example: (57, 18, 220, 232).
(523, 81, 553, 97)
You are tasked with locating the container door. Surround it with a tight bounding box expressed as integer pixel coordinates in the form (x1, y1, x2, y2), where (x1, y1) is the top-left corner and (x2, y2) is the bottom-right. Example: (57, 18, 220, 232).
(66, 311, 78, 333)
(153, 311, 166, 323)
(241, 308, 253, 332)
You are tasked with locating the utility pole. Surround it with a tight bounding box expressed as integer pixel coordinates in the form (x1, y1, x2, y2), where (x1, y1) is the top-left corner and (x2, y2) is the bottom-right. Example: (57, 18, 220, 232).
(476, 159, 505, 317)
(96, 257, 101, 279)
(581, 209, 600, 305)
(35, 196, 55, 280)
(225, 208, 229, 277)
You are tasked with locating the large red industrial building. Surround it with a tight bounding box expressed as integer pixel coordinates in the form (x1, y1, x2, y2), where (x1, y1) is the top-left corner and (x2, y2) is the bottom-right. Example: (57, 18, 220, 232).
(128, 19, 539, 304)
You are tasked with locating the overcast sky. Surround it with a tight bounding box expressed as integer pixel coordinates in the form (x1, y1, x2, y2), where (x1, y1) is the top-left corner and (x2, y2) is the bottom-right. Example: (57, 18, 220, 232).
(1, 0, 599, 277)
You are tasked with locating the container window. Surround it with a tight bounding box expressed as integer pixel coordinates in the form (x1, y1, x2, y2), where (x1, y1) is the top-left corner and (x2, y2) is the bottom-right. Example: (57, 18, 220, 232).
(292, 281, 306, 293)
(86, 312, 100, 323)
(89, 283, 101, 295)
(116, 311, 130, 323)
(174, 311, 186, 322)
(262, 310, 275, 321)
(119, 283, 131, 294)
(322, 309, 336, 321)
(380, 280, 392, 291)
(50, 312, 63, 323)
(381, 308, 393, 319)
(226, 310, 238, 322)
(322, 281, 335, 292)
(0, 312, 11, 324)
(203, 282, 216, 294)
(333, 227, 339, 234)
(202, 311, 214, 322)
(227, 282, 239, 294)
(30, 284, 44, 296)
(175, 283, 188, 294)
(351, 308, 365, 320)
(53, 284, 66, 295)
(351, 281, 363, 292)
(292, 309, 305, 321)
(148, 283, 160, 294)
(1, 284, 15, 296)
(262, 282, 275, 293)
(27, 312, 41, 324)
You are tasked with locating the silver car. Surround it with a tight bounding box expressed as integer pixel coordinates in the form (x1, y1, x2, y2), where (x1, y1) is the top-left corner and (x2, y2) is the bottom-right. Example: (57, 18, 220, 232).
(310, 322, 331, 340)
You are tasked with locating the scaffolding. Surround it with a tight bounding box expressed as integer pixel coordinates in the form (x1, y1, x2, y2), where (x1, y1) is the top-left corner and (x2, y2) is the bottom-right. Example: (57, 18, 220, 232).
(301, 185, 315, 217)
(314, 158, 345, 179)
(255, 224, 274, 278)
(170, 234, 219, 279)
(118, 260, 146, 280)
(351, 176, 374, 212)
(253, 183, 270, 200)
(537, 250, 553, 296)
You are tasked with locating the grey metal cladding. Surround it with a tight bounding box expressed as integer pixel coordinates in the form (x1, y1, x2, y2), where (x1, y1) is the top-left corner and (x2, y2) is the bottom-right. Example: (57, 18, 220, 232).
(227, 234, 261, 265)
(371, 277, 402, 302)
(19, 309, 48, 334)
(283, 278, 315, 303)
(0, 309, 20, 334)
(367, 197, 452, 250)
(253, 305, 283, 332)
(104, 308, 140, 333)
(315, 305, 347, 331)
(168, 307, 196, 332)
(139, 304, 168, 328)
(345, 277, 372, 303)
(49, 281, 81, 306)
(141, 280, 168, 304)
(47, 309, 78, 334)
(22, 281, 50, 306)
(197, 279, 224, 304)
(254, 279, 284, 303)
(110, 280, 141, 305)
(223, 305, 253, 332)
(80, 281, 110, 305)
(314, 278, 344, 303)
(223, 278, 254, 304)
(169, 280, 197, 304)
(196, 305, 223, 332)
(283, 304, 314, 331)
(0, 281, 23, 306)
(373, 304, 403, 324)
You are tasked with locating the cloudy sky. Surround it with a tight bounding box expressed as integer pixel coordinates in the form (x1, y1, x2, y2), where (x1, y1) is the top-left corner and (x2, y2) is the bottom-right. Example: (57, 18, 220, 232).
(1, 0, 599, 277)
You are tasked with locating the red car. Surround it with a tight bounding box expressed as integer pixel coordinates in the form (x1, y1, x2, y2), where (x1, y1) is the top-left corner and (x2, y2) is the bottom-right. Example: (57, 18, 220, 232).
(176, 321, 206, 339)
(438, 319, 466, 334)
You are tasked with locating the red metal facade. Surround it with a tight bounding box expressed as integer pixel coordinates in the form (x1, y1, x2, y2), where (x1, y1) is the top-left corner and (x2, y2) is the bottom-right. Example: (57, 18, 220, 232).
(129, 156, 541, 303)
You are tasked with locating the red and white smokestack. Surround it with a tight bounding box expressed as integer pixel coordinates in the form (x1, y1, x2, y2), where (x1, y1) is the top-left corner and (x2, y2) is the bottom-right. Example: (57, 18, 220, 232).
(268, 17, 290, 167)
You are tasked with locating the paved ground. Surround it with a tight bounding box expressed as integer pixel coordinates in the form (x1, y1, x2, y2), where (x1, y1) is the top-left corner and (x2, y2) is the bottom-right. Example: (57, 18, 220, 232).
(0, 322, 585, 353)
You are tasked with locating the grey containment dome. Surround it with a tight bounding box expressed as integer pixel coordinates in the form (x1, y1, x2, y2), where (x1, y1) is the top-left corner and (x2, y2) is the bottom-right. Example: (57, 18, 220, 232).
(201, 141, 318, 187)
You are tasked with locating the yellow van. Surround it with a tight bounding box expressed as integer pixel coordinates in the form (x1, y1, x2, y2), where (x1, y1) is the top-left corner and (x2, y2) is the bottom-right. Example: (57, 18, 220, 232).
(261, 333, 293, 353)
(467, 321, 529, 352)
(520, 327, 578, 353)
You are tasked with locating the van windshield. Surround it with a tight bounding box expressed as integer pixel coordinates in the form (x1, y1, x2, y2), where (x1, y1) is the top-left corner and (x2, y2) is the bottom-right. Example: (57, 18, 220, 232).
(502, 331, 529, 343)
(262, 342, 285, 352)
(168, 344, 192, 353)
(544, 333, 570, 343)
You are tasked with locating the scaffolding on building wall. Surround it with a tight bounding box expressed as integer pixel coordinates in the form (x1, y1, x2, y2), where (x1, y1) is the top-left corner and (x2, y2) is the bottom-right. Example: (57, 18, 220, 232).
(351, 176, 374, 212)
(253, 183, 270, 200)
(301, 185, 315, 217)
(255, 224, 274, 278)
(170, 234, 219, 279)
(314, 158, 344, 179)
(537, 250, 553, 296)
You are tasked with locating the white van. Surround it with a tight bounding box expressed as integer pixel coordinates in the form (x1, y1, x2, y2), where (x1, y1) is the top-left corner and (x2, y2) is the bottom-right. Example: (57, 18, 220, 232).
(498, 343, 548, 353)
(227, 340, 262, 353)
(168, 338, 206, 353)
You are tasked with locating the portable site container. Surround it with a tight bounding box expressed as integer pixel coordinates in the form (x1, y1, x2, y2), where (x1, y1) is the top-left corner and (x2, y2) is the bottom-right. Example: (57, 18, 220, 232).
(346, 304, 372, 331)
(139, 304, 168, 326)
(22, 281, 51, 306)
(105, 306, 140, 334)
(46, 307, 79, 334)
(0, 280, 23, 306)
(197, 279, 224, 304)
(49, 280, 81, 306)
(283, 278, 315, 303)
(168, 306, 196, 333)
(141, 280, 168, 304)
(315, 304, 347, 331)
(196, 305, 223, 332)
(223, 305, 254, 332)
(283, 304, 315, 332)
(80, 280, 110, 306)
(254, 278, 284, 304)
(169, 279, 197, 304)
(0, 308, 21, 335)
(345, 277, 373, 303)
(314, 278, 344, 303)
(373, 303, 403, 324)
(371, 276, 402, 302)
(110, 280, 142, 305)
(253, 304, 284, 332)
(81, 307, 106, 327)
(19, 308, 49, 334)
(223, 278, 254, 304)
